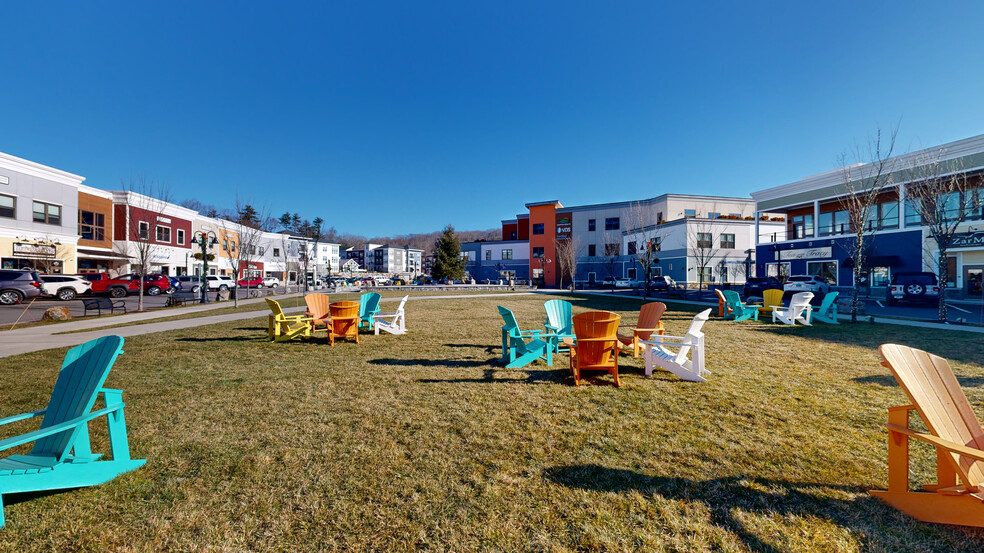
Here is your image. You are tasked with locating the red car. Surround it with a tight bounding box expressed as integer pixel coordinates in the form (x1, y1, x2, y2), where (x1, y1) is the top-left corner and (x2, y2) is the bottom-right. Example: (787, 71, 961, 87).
(116, 273, 173, 296)
(76, 273, 141, 298)
(237, 277, 264, 287)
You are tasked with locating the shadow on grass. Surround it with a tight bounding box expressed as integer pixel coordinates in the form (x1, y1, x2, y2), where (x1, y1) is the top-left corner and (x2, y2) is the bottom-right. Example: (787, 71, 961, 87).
(417, 366, 568, 385)
(369, 357, 492, 369)
(176, 336, 267, 343)
(542, 463, 977, 552)
(855, 374, 984, 388)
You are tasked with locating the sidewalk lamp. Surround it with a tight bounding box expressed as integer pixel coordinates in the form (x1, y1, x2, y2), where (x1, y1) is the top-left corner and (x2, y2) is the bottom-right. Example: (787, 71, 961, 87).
(536, 257, 552, 287)
(194, 231, 218, 303)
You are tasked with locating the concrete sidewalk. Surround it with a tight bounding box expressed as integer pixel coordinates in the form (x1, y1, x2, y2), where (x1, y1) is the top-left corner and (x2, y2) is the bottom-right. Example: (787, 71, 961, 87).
(0, 292, 534, 358)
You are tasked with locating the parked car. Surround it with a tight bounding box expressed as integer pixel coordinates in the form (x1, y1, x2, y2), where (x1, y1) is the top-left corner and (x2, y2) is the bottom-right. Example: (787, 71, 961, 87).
(76, 272, 141, 298)
(175, 275, 204, 293)
(237, 277, 264, 288)
(117, 273, 172, 296)
(743, 276, 782, 299)
(783, 275, 830, 297)
(0, 269, 44, 305)
(262, 276, 282, 288)
(168, 276, 182, 291)
(614, 278, 634, 289)
(206, 275, 237, 291)
(889, 272, 940, 305)
(39, 274, 92, 300)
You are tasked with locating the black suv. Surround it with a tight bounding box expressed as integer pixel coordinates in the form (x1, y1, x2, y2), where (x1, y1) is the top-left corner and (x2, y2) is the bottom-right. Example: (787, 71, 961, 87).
(0, 269, 44, 305)
(889, 272, 940, 305)
(743, 276, 782, 299)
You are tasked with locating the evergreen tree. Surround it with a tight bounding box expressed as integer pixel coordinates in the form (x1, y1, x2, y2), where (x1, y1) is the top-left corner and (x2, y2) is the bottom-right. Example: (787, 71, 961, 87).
(431, 224, 466, 281)
(279, 212, 293, 232)
(237, 204, 260, 228)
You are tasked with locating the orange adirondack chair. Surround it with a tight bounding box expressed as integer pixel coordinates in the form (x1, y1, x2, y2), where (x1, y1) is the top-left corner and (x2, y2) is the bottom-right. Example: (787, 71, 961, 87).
(327, 301, 360, 346)
(870, 344, 984, 527)
(304, 293, 332, 334)
(563, 311, 621, 387)
(617, 302, 666, 358)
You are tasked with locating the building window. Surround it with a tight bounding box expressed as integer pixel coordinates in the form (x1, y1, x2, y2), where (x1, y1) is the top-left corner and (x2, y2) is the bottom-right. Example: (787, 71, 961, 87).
(532, 223, 544, 235)
(790, 214, 814, 239)
(223, 239, 229, 251)
(532, 247, 545, 258)
(79, 210, 106, 241)
(138, 221, 150, 239)
(0, 194, 15, 218)
(807, 260, 838, 285)
(605, 217, 620, 230)
(697, 266, 712, 280)
(708, 212, 721, 219)
(588, 219, 596, 231)
(509, 231, 517, 240)
(904, 199, 922, 226)
(273, 248, 280, 257)
(627, 268, 637, 280)
(870, 266, 891, 287)
(604, 243, 620, 256)
(720, 233, 735, 249)
(864, 201, 899, 230)
(819, 210, 850, 236)
(652, 237, 661, 251)
(657, 212, 663, 222)
(502, 249, 512, 260)
(33, 201, 61, 225)
(684, 209, 696, 217)
(588, 244, 596, 256)
(177, 229, 185, 245)
(767, 262, 791, 282)
(697, 232, 712, 249)
(156, 225, 171, 243)
(231, 241, 236, 252)
(627, 241, 637, 255)
(485, 250, 492, 260)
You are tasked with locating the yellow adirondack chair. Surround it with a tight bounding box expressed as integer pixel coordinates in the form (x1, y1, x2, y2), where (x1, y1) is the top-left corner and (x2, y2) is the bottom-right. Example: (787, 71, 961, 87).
(756, 289, 784, 316)
(870, 344, 984, 527)
(563, 311, 621, 387)
(304, 293, 332, 335)
(266, 298, 312, 342)
(616, 302, 666, 358)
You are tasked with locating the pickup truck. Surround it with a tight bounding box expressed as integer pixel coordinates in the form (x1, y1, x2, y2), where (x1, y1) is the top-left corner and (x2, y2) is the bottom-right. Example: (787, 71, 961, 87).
(76, 272, 141, 298)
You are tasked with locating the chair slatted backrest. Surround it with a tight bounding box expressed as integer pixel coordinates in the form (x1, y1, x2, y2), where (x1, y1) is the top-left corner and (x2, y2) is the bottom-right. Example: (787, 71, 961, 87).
(544, 300, 573, 334)
(722, 290, 743, 308)
(305, 293, 331, 320)
(394, 295, 409, 314)
(33, 336, 125, 461)
(636, 302, 667, 341)
(818, 291, 839, 314)
(266, 298, 286, 319)
(762, 289, 784, 308)
(880, 344, 984, 487)
(498, 306, 523, 341)
(572, 311, 620, 365)
(675, 309, 711, 363)
(790, 292, 814, 307)
(360, 293, 381, 318)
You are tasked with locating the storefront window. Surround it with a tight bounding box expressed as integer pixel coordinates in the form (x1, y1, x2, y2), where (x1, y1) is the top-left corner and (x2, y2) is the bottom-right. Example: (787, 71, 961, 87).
(869, 266, 890, 287)
(807, 260, 837, 285)
(904, 199, 922, 226)
(767, 262, 790, 282)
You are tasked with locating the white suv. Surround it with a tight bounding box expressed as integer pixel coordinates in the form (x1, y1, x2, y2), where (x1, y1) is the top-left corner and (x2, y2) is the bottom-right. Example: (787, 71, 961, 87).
(205, 275, 237, 291)
(783, 275, 830, 297)
(262, 276, 282, 288)
(39, 275, 92, 300)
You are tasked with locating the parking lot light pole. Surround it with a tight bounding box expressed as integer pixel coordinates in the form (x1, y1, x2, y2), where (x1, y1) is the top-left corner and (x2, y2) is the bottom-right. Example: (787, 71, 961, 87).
(194, 231, 218, 303)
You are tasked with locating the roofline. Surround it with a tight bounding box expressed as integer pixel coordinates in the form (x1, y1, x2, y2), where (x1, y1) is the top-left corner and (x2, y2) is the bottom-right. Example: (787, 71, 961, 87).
(524, 200, 564, 208)
(546, 193, 754, 214)
(0, 151, 86, 186)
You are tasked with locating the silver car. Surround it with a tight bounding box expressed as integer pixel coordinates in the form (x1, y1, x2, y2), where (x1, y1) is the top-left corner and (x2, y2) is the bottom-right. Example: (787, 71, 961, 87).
(783, 275, 830, 297)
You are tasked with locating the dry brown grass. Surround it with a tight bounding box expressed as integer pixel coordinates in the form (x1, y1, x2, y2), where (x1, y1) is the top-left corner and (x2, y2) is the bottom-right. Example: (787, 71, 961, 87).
(1, 293, 983, 552)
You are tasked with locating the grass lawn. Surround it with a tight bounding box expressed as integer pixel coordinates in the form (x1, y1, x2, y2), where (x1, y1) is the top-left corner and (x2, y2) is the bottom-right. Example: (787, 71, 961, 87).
(1, 293, 983, 551)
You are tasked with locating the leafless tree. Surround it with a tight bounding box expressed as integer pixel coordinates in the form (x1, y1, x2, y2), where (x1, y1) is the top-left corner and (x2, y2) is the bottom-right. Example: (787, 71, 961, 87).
(626, 201, 662, 298)
(602, 231, 621, 291)
(114, 177, 172, 312)
(688, 218, 719, 299)
(836, 126, 899, 322)
(903, 150, 984, 322)
(555, 235, 581, 293)
(219, 200, 271, 307)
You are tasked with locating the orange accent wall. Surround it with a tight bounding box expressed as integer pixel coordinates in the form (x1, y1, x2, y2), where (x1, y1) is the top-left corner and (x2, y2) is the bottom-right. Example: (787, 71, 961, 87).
(529, 204, 558, 286)
(78, 192, 114, 249)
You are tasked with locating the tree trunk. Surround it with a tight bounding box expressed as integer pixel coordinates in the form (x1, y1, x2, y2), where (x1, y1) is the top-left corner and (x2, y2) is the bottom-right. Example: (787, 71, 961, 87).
(938, 249, 949, 322)
(851, 266, 861, 324)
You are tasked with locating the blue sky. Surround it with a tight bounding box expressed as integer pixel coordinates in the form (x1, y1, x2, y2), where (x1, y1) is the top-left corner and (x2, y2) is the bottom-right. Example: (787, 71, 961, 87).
(3, 1, 984, 236)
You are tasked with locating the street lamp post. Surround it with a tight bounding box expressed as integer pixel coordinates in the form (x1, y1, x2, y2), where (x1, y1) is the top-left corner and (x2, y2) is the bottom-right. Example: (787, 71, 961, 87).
(194, 231, 218, 303)
(536, 257, 552, 288)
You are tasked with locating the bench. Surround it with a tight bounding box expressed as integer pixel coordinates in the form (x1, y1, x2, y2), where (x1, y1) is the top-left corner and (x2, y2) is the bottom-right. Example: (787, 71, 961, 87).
(82, 297, 127, 317)
(166, 291, 198, 306)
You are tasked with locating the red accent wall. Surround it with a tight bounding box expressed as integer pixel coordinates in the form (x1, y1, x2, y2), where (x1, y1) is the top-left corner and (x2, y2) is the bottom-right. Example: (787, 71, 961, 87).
(528, 204, 558, 286)
(517, 216, 530, 240)
(502, 222, 518, 241)
(116, 205, 193, 249)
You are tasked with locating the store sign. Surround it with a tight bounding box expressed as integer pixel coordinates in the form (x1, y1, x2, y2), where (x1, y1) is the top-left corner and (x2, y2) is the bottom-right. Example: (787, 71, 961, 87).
(158, 216, 171, 223)
(150, 251, 171, 263)
(13, 242, 56, 256)
(775, 246, 831, 260)
(555, 214, 572, 240)
(952, 232, 984, 248)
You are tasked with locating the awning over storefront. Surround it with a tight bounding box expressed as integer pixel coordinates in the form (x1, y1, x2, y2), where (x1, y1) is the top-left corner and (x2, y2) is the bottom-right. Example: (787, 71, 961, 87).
(77, 248, 130, 261)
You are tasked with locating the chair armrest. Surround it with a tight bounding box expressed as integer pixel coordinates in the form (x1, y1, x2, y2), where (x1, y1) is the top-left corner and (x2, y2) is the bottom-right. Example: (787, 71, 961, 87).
(887, 423, 984, 463)
(0, 408, 46, 427)
(0, 402, 124, 452)
(639, 338, 692, 347)
(562, 337, 575, 346)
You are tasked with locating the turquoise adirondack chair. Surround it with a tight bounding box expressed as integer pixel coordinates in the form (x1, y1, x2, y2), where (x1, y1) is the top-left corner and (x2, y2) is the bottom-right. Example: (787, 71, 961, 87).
(543, 299, 575, 353)
(498, 306, 553, 369)
(722, 290, 759, 322)
(812, 291, 840, 324)
(359, 292, 381, 329)
(0, 335, 145, 528)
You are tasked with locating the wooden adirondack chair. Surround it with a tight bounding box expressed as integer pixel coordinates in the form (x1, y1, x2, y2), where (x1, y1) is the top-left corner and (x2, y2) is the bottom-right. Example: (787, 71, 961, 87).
(563, 311, 621, 387)
(771, 292, 813, 325)
(870, 344, 984, 527)
(714, 289, 733, 318)
(266, 298, 313, 342)
(328, 301, 360, 345)
(617, 302, 666, 358)
(0, 335, 145, 528)
(304, 293, 332, 334)
(640, 309, 711, 382)
(812, 291, 840, 324)
(374, 295, 408, 335)
(721, 290, 759, 322)
(359, 293, 381, 330)
(543, 299, 575, 353)
(498, 306, 553, 369)
(756, 289, 785, 316)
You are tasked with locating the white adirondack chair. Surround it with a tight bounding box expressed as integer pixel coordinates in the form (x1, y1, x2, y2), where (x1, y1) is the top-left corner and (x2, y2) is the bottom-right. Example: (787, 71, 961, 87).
(640, 309, 711, 382)
(374, 295, 408, 335)
(771, 292, 814, 325)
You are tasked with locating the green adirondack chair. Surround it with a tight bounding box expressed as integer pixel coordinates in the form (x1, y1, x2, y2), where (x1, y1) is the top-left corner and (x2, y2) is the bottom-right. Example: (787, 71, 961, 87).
(812, 291, 840, 324)
(543, 299, 575, 353)
(722, 290, 759, 322)
(0, 335, 145, 528)
(498, 306, 553, 369)
(359, 292, 382, 329)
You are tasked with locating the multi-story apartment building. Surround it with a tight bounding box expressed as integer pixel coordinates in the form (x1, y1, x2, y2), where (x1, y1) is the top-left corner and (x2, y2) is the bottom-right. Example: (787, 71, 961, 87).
(313, 242, 341, 276)
(0, 152, 84, 274)
(750, 134, 984, 299)
(461, 240, 530, 282)
(112, 190, 194, 275)
(344, 246, 366, 269)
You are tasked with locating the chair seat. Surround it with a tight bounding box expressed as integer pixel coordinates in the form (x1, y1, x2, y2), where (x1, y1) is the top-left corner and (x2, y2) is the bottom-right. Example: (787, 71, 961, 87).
(0, 455, 58, 475)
